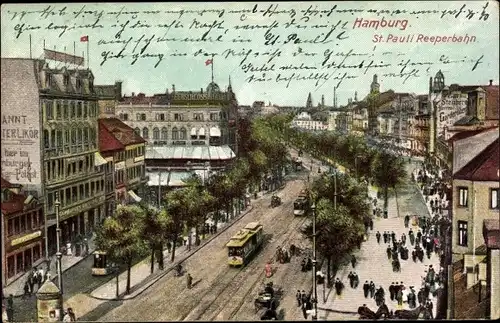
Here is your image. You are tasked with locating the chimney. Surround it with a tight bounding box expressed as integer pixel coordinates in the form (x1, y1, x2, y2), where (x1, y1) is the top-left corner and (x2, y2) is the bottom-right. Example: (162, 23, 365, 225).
(201, 88, 203, 93)
(115, 81, 122, 100)
(172, 84, 175, 92)
(489, 80, 493, 86)
(132, 92, 135, 97)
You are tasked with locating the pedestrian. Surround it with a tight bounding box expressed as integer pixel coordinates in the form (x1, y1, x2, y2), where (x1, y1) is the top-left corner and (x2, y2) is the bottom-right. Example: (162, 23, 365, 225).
(389, 282, 395, 301)
(38, 267, 45, 287)
(28, 275, 35, 296)
(296, 290, 302, 307)
(363, 280, 370, 298)
(352, 272, 359, 288)
(186, 273, 193, 289)
(376, 231, 381, 244)
(351, 255, 357, 268)
(391, 231, 396, 243)
(301, 290, 308, 306)
(301, 258, 306, 272)
(386, 245, 392, 260)
(427, 300, 434, 319)
(369, 219, 373, 231)
(401, 233, 407, 246)
(348, 271, 354, 288)
(6, 295, 14, 322)
(369, 281, 376, 298)
(383, 231, 388, 244)
(397, 288, 403, 306)
(404, 214, 410, 228)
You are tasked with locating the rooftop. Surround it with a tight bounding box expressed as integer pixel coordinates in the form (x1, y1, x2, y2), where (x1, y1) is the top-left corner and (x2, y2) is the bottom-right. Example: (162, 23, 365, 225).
(99, 118, 145, 152)
(453, 139, 500, 181)
(146, 145, 236, 160)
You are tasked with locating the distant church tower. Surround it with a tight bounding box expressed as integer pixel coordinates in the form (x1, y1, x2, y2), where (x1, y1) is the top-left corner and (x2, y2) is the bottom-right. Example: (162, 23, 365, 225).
(321, 94, 325, 107)
(306, 92, 313, 108)
(432, 70, 445, 92)
(370, 74, 380, 94)
(354, 91, 358, 102)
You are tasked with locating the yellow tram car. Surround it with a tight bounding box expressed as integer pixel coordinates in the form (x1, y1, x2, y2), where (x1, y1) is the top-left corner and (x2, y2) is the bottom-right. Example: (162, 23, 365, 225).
(226, 222, 264, 266)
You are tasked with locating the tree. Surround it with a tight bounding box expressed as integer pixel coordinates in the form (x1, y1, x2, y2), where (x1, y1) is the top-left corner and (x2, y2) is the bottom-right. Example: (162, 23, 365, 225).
(95, 204, 147, 295)
(371, 151, 406, 208)
(301, 199, 364, 285)
(138, 204, 171, 274)
(164, 188, 190, 262)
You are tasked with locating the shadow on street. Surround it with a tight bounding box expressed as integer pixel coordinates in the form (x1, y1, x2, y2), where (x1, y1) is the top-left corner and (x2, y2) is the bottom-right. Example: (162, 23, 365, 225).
(78, 300, 124, 321)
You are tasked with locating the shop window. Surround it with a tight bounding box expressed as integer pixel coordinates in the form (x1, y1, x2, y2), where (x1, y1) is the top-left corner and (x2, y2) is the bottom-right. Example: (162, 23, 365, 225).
(7, 256, 15, 278)
(20, 214, 26, 232)
(8, 218, 14, 236)
(32, 211, 37, 228)
(16, 253, 23, 274)
(24, 250, 32, 269)
(14, 216, 20, 234)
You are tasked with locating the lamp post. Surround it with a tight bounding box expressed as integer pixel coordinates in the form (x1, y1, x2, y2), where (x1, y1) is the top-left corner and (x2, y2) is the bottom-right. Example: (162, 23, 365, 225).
(54, 192, 64, 318)
(311, 202, 318, 321)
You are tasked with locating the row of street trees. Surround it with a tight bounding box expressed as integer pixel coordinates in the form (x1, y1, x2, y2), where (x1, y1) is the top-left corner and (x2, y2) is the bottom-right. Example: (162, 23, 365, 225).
(258, 113, 406, 284)
(95, 116, 293, 295)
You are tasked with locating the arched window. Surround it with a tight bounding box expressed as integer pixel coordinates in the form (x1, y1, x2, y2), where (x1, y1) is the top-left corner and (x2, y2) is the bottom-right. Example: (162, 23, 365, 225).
(43, 130, 50, 148)
(161, 127, 168, 140)
(190, 127, 197, 139)
(180, 127, 187, 140)
(153, 127, 160, 140)
(172, 127, 179, 140)
(142, 127, 149, 139)
(134, 127, 140, 136)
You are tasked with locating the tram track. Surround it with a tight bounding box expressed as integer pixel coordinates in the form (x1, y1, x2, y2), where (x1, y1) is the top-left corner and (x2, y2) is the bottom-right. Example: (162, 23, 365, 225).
(182, 191, 309, 321)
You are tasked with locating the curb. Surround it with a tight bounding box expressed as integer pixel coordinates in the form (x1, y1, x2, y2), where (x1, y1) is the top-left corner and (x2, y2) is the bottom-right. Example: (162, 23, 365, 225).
(5, 246, 96, 298)
(88, 205, 256, 301)
(317, 307, 358, 315)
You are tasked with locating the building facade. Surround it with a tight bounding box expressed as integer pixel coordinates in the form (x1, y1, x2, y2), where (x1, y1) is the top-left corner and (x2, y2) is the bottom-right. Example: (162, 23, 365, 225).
(96, 81, 122, 118)
(114, 80, 238, 154)
(1, 58, 106, 258)
(291, 112, 328, 131)
(1, 178, 44, 286)
(98, 118, 147, 209)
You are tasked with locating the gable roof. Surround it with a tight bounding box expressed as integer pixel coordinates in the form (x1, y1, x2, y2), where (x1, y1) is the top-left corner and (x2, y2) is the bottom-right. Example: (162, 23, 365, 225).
(447, 127, 498, 144)
(1, 177, 12, 189)
(98, 118, 145, 153)
(453, 139, 500, 181)
(1, 191, 26, 215)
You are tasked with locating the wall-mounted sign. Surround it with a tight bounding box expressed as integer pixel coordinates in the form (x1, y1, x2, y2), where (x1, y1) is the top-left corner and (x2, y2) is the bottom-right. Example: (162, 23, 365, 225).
(134, 156, 145, 163)
(59, 195, 105, 221)
(11, 230, 42, 246)
(115, 161, 125, 170)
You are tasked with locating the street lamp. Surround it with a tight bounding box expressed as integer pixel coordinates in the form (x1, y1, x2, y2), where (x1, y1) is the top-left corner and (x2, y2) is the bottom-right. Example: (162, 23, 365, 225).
(311, 202, 318, 321)
(54, 192, 64, 319)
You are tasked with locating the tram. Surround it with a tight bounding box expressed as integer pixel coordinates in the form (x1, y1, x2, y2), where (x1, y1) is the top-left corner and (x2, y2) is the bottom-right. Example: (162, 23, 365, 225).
(293, 190, 310, 216)
(227, 222, 264, 266)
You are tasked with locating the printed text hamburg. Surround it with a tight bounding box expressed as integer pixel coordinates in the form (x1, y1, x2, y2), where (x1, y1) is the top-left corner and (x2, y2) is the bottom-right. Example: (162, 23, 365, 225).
(353, 17, 477, 45)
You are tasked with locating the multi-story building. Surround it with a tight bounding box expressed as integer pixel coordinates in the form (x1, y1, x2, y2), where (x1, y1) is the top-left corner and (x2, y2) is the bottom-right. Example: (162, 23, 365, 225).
(98, 118, 147, 208)
(114, 80, 238, 153)
(1, 58, 106, 257)
(449, 136, 499, 319)
(96, 81, 122, 118)
(1, 178, 44, 286)
(291, 112, 328, 131)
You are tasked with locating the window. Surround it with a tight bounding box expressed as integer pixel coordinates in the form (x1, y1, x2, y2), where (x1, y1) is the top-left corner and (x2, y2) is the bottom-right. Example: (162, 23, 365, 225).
(491, 188, 499, 209)
(210, 112, 219, 121)
(172, 127, 179, 140)
(180, 127, 186, 140)
(55, 101, 61, 119)
(134, 127, 140, 136)
(64, 74, 69, 86)
(50, 130, 56, 147)
(136, 113, 141, 121)
(76, 78, 82, 91)
(123, 113, 128, 121)
(142, 127, 149, 139)
(43, 130, 50, 148)
(458, 187, 468, 207)
(45, 73, 52, 88)
(63, 101, 69, 119)
(161, 127, 168, 140)
(141, 113, 146, 121)
(46, 102, 53, 120)
(56, 130, 63, 147)
(156, 113, 165, 121)
(193, 113, 204, 121)
(458, 221, 468, 246)
(174, 113, 183, 121)
(153, 127, 159, 140)
(77, 102, 82, 118)
(71, 102, 76, 118)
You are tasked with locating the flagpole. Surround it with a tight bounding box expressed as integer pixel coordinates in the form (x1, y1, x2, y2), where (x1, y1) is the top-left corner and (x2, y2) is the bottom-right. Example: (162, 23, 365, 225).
(87, 36, 90, 70)
(211, 54, 214, 83)
(29, 34, 32, 59)
(73, 42, 76, 66)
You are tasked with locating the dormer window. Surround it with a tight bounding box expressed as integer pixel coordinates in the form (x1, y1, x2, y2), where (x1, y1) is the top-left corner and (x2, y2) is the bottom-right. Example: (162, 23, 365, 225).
(89, 78, 94, 92)
(45, 73, 52, 88)
(76, 78, 82, 91)
(64, 74, 70, 86)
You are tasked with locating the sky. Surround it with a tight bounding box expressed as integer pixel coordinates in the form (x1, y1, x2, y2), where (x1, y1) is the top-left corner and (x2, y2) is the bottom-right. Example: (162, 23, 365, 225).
(1, 1, 499, 106)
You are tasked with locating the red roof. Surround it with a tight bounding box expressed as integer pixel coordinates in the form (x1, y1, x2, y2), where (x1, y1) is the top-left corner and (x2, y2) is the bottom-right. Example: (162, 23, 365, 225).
(1, 191, 26, 215)
(1, 177, 12, 189)
(454, 139, 500, 181)
(98, 118, 145, 153)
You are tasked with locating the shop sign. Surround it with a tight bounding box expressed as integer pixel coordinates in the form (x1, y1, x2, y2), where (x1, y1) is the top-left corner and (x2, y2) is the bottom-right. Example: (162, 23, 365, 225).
(11, 230, 42, 246)
(134, 156, 145, 163)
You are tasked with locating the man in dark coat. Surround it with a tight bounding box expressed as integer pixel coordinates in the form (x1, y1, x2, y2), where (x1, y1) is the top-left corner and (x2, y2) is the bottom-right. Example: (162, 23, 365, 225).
(389, 283, 395, 301)
(417, 288, 425, 305)
(296, 290, 302, 307)
(363, 280, 370, 298)
(352, 272, 359, 288)
(348, 272, 354, 288)
(391, 231, 396, 243)
(401, 233, 407, 245)
(369, 219, 373, 231)
(376, 231, 381, 244)
(409, 229, 415, 245)
(404, 214, 410, 228)
(386, 245, 392, 260)
(383, 231, 388, 244)
(351, 255, 357, 268)
(369, 281, 376, 298)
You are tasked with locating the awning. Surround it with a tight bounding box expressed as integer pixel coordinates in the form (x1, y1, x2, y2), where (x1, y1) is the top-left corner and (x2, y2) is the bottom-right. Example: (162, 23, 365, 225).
(190, 127, 197, 136)
(128, 190, 142, 202)
(199, 127, 206, 136)
(94, 152, 107, 166)
(209, 127, 221, 137)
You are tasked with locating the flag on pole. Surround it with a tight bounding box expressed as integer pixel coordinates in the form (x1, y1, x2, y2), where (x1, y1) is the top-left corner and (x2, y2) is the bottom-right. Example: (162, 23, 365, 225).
(80, 35, 89, 42)
(205, 58, 213, 66)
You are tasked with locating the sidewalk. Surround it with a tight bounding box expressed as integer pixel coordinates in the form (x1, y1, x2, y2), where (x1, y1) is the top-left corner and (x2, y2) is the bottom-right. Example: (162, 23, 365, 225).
(3, 235, 97, 298)
(89, 204, 255, 301)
